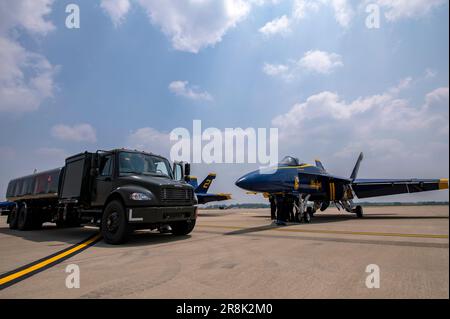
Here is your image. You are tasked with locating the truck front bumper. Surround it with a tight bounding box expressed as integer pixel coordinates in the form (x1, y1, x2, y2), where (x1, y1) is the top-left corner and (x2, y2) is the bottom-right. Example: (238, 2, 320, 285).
(127, 206, 197, 224)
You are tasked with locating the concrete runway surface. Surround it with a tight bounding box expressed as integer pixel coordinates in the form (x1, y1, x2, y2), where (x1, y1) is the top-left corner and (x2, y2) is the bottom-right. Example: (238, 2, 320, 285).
(0, 206, 448, 299)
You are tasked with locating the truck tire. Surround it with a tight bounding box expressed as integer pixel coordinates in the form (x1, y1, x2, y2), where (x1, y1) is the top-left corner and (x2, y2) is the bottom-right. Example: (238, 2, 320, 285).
(101, 200, 131, 245)
(170, 219, 196, 236)
(8, 205, 19, 230)
(17, 205, 33, 230)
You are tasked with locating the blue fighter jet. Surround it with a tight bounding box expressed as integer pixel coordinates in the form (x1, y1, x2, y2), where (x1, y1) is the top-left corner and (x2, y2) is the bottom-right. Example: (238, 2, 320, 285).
(186, 173, 232, 205)
(235, 153, 448, 223)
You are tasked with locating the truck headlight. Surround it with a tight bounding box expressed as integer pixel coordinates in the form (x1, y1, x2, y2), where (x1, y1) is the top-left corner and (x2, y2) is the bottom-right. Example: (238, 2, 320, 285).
(130, 192, 151, 201)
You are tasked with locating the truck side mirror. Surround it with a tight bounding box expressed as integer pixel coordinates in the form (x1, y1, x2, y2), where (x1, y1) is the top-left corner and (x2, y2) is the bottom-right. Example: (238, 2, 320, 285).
(184, 163, 191, 177)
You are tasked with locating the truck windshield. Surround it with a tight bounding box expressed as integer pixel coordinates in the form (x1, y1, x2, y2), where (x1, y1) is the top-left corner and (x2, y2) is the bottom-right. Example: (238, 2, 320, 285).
(119, 152, 173, 179)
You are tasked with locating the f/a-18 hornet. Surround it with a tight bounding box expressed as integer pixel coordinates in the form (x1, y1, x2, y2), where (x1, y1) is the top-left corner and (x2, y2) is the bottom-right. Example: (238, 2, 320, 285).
(235, 153, 448, 223)
(186, 173, 232, 204)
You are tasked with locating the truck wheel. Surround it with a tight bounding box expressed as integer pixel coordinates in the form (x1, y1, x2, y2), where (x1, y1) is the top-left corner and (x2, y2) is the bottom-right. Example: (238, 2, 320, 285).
(101, 200, 131, 245)
(8, 205, 19, 229)
(17, 205, 32, 230)
(170, 219, 196, 236)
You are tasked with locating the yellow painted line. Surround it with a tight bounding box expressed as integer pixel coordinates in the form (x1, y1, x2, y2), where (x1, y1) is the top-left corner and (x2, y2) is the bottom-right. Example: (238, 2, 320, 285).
(276, 228, 448, 239)
(197, 224, 449, 239)
(0, 234, 102, 286)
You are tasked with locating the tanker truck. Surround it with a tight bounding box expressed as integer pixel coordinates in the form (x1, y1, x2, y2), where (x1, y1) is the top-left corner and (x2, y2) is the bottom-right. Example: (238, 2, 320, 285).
(4, 149, 197, 244)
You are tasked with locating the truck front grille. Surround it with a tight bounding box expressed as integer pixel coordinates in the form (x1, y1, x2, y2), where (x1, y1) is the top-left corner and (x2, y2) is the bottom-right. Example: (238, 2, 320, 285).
(160, 187, 193, 203)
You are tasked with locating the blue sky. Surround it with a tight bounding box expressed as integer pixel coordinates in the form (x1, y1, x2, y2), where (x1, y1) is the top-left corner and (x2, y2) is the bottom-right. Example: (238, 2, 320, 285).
(0, 0, 449, 203)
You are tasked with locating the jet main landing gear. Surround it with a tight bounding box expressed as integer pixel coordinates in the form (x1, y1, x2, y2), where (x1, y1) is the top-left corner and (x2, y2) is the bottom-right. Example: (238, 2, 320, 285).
(294, 194, 312, 223)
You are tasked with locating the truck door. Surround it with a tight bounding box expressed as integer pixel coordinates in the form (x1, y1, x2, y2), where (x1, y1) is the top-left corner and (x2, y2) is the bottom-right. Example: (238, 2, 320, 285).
(93, 154, 114, 207)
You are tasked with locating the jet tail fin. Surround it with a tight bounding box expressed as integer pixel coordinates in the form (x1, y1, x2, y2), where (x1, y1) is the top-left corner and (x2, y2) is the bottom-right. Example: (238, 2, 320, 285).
(196, 173, 216, 194)
(315, 159, 325, 171)
(186, 176, 199, 189)
(350, 152, 364, 181)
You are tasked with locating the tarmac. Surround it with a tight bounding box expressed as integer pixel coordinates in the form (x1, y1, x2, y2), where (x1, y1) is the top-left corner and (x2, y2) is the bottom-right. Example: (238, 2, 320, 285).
(0, 206, 448, 299)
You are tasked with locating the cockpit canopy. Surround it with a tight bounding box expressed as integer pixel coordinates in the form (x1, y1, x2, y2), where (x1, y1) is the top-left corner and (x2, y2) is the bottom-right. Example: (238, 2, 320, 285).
(279, 156, 306, 166)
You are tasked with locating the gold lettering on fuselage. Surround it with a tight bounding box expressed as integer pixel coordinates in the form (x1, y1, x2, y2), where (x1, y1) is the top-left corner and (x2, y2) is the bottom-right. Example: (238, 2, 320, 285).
(294, 176, 300, 190)
(310, 180, 322, 190)
(329, 182, 336, 201)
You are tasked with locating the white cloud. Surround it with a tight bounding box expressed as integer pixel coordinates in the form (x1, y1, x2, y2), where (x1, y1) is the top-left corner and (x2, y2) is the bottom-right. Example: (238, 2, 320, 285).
(100, 0, 131, 26)
(298, 50, 343, 74)
(272, 90, 390, 128)
(426, 87, 449, 105)
(263, 50, 343, 80)
(136, 0, 251, 53)
(425, 68, 437, 79)
(272, 79, 449, 154)
(272, 79, 445, 132)
(0, 0, 57, 114)
(169, 81, 213, 101)
(329, 0, 354, 27)
(51, 124, 97, 143)
(376, 0, 447, 21)
(262, 63, 290, 76)
(292, 0, 353, 27)
(0, 0, 55, 35)
(293, 0, 321, 19)
(0, 37, 57, 113)
(259, 15, 291, 36)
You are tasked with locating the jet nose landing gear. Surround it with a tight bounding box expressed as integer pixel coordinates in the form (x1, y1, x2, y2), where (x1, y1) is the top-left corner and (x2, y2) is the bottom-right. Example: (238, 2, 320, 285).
(352, 205, 364, 218)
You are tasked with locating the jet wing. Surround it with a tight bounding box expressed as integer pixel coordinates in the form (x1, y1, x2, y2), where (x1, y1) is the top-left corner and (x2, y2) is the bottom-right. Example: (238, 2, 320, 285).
(197, 193, 232, 205)
(352, 178, 448, 199)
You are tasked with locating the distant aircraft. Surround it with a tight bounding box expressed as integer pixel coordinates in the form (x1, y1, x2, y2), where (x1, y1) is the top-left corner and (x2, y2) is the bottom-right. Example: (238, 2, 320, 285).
(0, 201, 15, 215)
(187, 173, 232, 204)
(235, 153, 448, 223)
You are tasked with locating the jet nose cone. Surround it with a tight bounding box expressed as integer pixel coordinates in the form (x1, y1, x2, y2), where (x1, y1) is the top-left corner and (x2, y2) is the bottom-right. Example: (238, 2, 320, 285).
(235, 176, 248, 189)
(234, 177, 247, 188)
(235, 171, 261, 192)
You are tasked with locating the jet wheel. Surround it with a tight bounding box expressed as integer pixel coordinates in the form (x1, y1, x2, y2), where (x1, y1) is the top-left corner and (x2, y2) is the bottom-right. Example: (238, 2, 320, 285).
(354, 205, 364, 218)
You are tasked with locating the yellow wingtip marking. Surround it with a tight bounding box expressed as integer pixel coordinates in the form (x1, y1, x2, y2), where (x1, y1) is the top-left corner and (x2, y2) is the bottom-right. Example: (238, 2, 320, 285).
(439, 179, 448, 190)
(217, 193, 232, 199)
